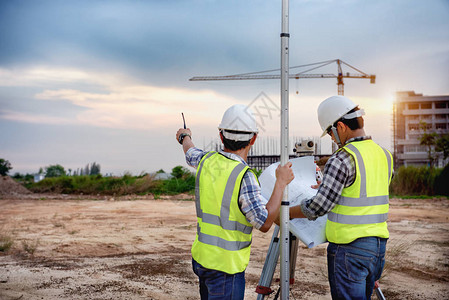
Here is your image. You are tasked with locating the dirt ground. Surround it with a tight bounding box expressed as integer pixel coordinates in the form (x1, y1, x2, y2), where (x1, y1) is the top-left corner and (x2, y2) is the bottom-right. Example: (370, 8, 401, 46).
(0, 182, 448, 299)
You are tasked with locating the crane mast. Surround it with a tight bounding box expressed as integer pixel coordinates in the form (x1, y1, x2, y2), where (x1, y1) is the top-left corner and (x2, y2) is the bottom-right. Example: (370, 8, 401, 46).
(190, 59, 376, 95)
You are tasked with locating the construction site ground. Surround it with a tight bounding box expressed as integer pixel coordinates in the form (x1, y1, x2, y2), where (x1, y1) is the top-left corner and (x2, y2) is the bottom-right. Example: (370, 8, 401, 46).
(0, 182, 448, 299)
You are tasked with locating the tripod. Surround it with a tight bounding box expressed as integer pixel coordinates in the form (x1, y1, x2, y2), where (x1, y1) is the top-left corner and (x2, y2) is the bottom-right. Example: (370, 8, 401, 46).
(255, 226, 298, 299)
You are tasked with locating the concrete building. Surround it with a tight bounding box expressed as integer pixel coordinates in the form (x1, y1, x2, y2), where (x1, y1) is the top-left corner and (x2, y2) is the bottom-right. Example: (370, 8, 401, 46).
(393, 91, 449, 167)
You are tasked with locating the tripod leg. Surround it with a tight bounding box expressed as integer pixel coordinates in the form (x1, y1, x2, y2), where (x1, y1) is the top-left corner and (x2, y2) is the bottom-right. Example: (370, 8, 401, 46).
(289, 232, 299, 286)
(256, 226, 280, 300)
(374, 281, 386, 300)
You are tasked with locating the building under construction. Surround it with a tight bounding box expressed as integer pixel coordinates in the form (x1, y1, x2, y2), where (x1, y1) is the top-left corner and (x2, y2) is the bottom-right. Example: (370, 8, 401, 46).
(202, 136, 328, 170)
(392, 91, 449, 167)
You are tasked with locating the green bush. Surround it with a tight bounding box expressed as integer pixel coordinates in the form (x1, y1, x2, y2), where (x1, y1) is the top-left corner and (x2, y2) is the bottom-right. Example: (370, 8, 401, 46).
(30, 177, 69, 193)
(434, 164, 449, 196)
(151, 171, 195, 195)
(163, 175, 195, 194)
(27, 166, 195, 196)
(390, 165, 443, 196)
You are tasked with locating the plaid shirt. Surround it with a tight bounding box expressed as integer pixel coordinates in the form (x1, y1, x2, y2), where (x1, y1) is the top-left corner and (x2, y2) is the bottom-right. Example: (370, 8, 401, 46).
(300, 136, 372, 220)
(185, 147, 268, 230)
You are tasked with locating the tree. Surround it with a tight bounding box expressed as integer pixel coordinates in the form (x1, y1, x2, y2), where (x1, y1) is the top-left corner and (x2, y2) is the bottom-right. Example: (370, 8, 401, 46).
(419, 121, 438, 167)
(420, 132, 438, 167)
(436, 133, 449, 161)
(45, 164, 66, 178)
(0, 159, 12, 176)
(90, 162, 101, 175)
(84, 164, 90, 176)
(12, 172, 23, 179)
(171, 166, 191, 179)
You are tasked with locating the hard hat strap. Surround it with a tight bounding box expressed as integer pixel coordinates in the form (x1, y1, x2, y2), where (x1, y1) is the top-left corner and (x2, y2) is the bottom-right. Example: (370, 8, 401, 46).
(341, 109, 365, 120)
(221, 129, 255, 142)
(331, 127, 343, 148)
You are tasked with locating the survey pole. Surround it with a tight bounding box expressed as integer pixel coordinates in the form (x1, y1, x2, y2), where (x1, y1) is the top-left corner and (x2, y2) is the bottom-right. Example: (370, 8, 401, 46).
(280, 0, 290, 299)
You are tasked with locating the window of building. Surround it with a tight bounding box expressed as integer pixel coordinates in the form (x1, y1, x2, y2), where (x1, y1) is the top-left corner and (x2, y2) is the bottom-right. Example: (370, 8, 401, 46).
(417, 145, 426, 152)
(436, 114, 447, 120)
(408, 103, 419, 109)
(421, 103, 432, 109)
(407, 115, 419, 121)
(425, 123, 432, 130)
(435, 102, 447, 109)
(405, 145, 427, 152)
(421, 115, 432, 121)
(409, 124, 419, 131)
(436, 123, 447, 130)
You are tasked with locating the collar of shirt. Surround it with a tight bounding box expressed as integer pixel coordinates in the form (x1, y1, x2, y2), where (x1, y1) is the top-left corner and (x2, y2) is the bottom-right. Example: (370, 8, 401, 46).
(345, 135, 372, 145)
(218, 149, 248, 166)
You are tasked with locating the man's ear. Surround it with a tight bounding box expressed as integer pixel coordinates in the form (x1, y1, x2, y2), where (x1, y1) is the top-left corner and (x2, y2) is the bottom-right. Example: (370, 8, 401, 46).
(249, 133, 257, 145)
(337, 121, 347, 133)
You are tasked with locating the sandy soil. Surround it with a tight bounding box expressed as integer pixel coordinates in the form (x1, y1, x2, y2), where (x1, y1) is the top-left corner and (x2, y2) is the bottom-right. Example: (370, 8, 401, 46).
(0, 192, 448, 300)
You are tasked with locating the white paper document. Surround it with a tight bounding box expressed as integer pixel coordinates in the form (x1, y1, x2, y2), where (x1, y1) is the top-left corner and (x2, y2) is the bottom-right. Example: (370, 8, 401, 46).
(259, 156, 328, 248)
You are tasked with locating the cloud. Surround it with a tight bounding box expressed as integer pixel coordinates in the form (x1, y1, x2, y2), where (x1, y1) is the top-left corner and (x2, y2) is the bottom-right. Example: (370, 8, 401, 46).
(0, 109, 76, 125)
(0, 66, 240, 130)
(0, 66, 111, 87)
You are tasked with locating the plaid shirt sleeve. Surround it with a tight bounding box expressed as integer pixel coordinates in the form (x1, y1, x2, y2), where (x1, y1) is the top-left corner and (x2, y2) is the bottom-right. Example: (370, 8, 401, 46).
(239, 170, 268, 230)
(185, 147, 207, 169)
(300, 149, 356, 220)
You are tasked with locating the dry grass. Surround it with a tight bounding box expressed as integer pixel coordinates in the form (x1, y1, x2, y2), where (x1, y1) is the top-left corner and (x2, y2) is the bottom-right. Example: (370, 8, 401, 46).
(0, 232, 14, 252)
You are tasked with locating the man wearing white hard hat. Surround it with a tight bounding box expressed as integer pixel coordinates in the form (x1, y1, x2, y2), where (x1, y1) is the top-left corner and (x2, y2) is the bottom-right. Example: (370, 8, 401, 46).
(176, 104, 294, 300)
(290, 95, 393, 300)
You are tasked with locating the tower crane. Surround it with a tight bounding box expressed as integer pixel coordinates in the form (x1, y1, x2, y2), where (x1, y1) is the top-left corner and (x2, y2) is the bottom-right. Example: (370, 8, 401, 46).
(189, 59, 375, 96)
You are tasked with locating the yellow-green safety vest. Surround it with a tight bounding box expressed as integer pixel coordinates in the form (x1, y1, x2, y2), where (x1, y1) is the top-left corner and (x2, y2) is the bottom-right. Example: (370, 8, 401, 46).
(191, 151, 254, 274)
(326, 139, 393, 244)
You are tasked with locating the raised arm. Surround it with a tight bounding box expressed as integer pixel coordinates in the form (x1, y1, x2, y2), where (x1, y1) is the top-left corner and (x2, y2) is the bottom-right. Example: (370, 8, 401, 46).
(176, 128, 194, 154)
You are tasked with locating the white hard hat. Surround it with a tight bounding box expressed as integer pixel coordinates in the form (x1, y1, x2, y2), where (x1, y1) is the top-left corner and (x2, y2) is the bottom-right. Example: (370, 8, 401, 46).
(218, 104, 259, 141)
(317, 96, 362, 137)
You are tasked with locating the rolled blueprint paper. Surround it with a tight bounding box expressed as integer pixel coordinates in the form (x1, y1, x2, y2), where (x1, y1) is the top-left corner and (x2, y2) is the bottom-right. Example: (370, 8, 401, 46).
(259, 156, 327, 248)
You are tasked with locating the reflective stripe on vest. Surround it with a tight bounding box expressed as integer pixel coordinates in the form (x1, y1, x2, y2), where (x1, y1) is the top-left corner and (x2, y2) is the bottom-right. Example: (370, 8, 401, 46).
(328, 212, 388, 224)
(195, 224, 251, 251)
(195, 152, 252, 250)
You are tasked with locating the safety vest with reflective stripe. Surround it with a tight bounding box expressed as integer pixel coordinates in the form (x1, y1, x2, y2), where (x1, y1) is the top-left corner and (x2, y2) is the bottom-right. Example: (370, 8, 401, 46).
(326, 139, 393, 244)
(191, 151, 254, 274)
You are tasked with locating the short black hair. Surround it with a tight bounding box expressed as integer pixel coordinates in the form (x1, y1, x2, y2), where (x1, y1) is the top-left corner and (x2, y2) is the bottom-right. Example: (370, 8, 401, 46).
(334, 107, 364, 130)
(220, 130, 252, 151)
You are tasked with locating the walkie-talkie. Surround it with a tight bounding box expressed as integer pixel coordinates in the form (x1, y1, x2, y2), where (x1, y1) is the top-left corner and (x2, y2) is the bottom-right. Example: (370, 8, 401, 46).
(178, 113, 190, 144)
(182, 112, 186, 129)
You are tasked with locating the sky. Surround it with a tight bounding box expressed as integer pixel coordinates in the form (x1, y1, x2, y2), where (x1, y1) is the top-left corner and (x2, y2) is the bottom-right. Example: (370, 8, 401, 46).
(1, 0, 448, 176)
